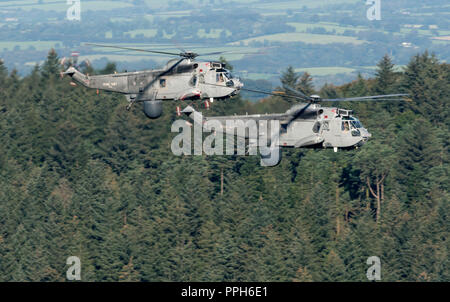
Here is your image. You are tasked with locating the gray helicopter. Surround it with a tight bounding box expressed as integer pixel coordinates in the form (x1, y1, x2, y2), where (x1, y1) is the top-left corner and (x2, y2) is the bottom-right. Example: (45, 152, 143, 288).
(63, 43, 244, 119)
(182, 85, 409, 166)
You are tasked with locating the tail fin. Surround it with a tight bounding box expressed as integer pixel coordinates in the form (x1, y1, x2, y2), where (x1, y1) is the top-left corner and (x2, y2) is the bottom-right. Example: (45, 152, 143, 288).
(63, 67, 90, 88)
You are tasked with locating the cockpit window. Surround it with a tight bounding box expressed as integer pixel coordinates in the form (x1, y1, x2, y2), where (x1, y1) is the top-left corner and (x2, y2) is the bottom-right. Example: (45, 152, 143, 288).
(160, 79, 166, 88)
(351, 120, 362, 128)
(343, 117, 363, 129)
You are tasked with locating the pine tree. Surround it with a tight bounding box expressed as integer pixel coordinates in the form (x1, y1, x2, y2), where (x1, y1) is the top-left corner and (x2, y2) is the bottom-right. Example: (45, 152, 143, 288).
(402, 52, 447, 125)
(375, 54, 396, 94)
(296, 72, 314, 96)
(394, 118, 440, 203)
(41, 49, 61, 80)
(280, 66, 299, 89)
(355, 141, 396, 223)
(0, 59, 7, 85)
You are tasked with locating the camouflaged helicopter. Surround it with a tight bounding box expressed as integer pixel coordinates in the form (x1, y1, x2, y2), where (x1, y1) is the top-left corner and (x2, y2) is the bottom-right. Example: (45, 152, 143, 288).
(63, 43, 245, 119)
(182, 85, 409, 166)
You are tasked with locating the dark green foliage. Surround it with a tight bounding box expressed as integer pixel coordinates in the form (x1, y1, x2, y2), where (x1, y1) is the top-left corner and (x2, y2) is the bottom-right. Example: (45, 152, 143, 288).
(296, 72, 315, 96)
(98, 63, 117, 75)
(374, 54, 397, 94)
(280, 66, 299, 90)
(40, 49, 61, 80)
(0, 51, 448, 281)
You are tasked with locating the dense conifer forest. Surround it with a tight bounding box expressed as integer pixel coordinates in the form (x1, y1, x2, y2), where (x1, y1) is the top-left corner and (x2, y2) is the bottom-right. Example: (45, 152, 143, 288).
(0, 50, 448, 281)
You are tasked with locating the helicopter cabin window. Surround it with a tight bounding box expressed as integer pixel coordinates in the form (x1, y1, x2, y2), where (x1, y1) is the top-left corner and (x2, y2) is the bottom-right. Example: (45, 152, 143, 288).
(216, 73, 224, 83)
(342, 121, 350, 132)
(312, 122, 321, 133)
(160, 79, 166, 88)
(189, 75, 198, 87)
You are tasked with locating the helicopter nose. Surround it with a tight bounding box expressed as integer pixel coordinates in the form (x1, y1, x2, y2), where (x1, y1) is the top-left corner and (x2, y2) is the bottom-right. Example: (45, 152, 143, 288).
(360, 128, 371, 139)
(233, 78, 243, 88)
(356, 129, 371, 147)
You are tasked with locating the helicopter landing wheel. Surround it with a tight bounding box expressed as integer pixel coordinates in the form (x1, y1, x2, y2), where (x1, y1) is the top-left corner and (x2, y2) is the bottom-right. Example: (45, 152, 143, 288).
(126, 102, 134, 111)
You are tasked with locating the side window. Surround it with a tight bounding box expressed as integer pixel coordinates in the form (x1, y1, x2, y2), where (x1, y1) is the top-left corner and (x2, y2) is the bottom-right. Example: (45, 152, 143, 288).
(312, 122, 321, 133)
(322, 121, 329, 131)
(342, 121, 349, 132)
(189, 75, 197, 87)
(199, 74, 205, 83)
(216, 73, 224, 82)
(160, 78, 166, 88)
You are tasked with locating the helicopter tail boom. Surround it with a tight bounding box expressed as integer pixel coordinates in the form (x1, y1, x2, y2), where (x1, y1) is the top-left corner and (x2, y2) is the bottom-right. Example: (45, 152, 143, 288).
(63, 66, 92, 88)
(64, 66, 130, 93)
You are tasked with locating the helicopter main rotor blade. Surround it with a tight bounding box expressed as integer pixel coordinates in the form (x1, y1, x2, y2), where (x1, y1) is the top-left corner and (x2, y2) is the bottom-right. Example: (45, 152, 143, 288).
(285, 102, 313, 125)
(139, 58, 186, 94)
(239, 87, 307, 100)
(330, 99, 409, 102)
(85, 43, 183, 57)
(197, 50, 268, 57)
(197, 51, 229, 57)
(283, 85, 313, 101)
(171, 39, 187, 53)
(321, 94, 410, 102)
(201, 83, 308, 101)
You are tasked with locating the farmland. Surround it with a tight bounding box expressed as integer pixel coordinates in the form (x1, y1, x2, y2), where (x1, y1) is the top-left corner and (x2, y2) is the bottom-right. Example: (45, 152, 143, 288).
(0, 0, 133, 11)
(0, 0, 448, 87)
(231, 33, 366, 45)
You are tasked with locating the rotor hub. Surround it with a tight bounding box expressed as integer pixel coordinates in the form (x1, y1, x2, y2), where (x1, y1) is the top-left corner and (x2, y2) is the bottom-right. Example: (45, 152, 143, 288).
(181, 52, 198, 59)
(309, 95, 322, 103)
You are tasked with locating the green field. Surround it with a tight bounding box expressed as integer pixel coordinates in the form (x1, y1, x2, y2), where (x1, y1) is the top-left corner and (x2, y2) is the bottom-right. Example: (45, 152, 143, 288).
(0, 0, 133, 11)
(252, 0, 361, 10)
(153, 10, 192, 18)
(125, 29, 158, 39)
(106, 0, 364, 12)
(242, 67, 356, 81)
(242, 64, 408, 80)
(295, 66, 356, 76)
(0, 41, 62, 51)
(287, 22, 368, 34)
(231, 32, 366, 45)
(197, 29, 232, 39)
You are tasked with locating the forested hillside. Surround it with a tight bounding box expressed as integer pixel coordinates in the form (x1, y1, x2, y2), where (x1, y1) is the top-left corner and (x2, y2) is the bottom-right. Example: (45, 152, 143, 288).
(0, 50, 448, 281)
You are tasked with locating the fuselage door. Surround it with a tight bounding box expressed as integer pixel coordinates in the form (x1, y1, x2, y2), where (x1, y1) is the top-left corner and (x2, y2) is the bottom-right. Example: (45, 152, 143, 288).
(128, 74, 139, 94)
